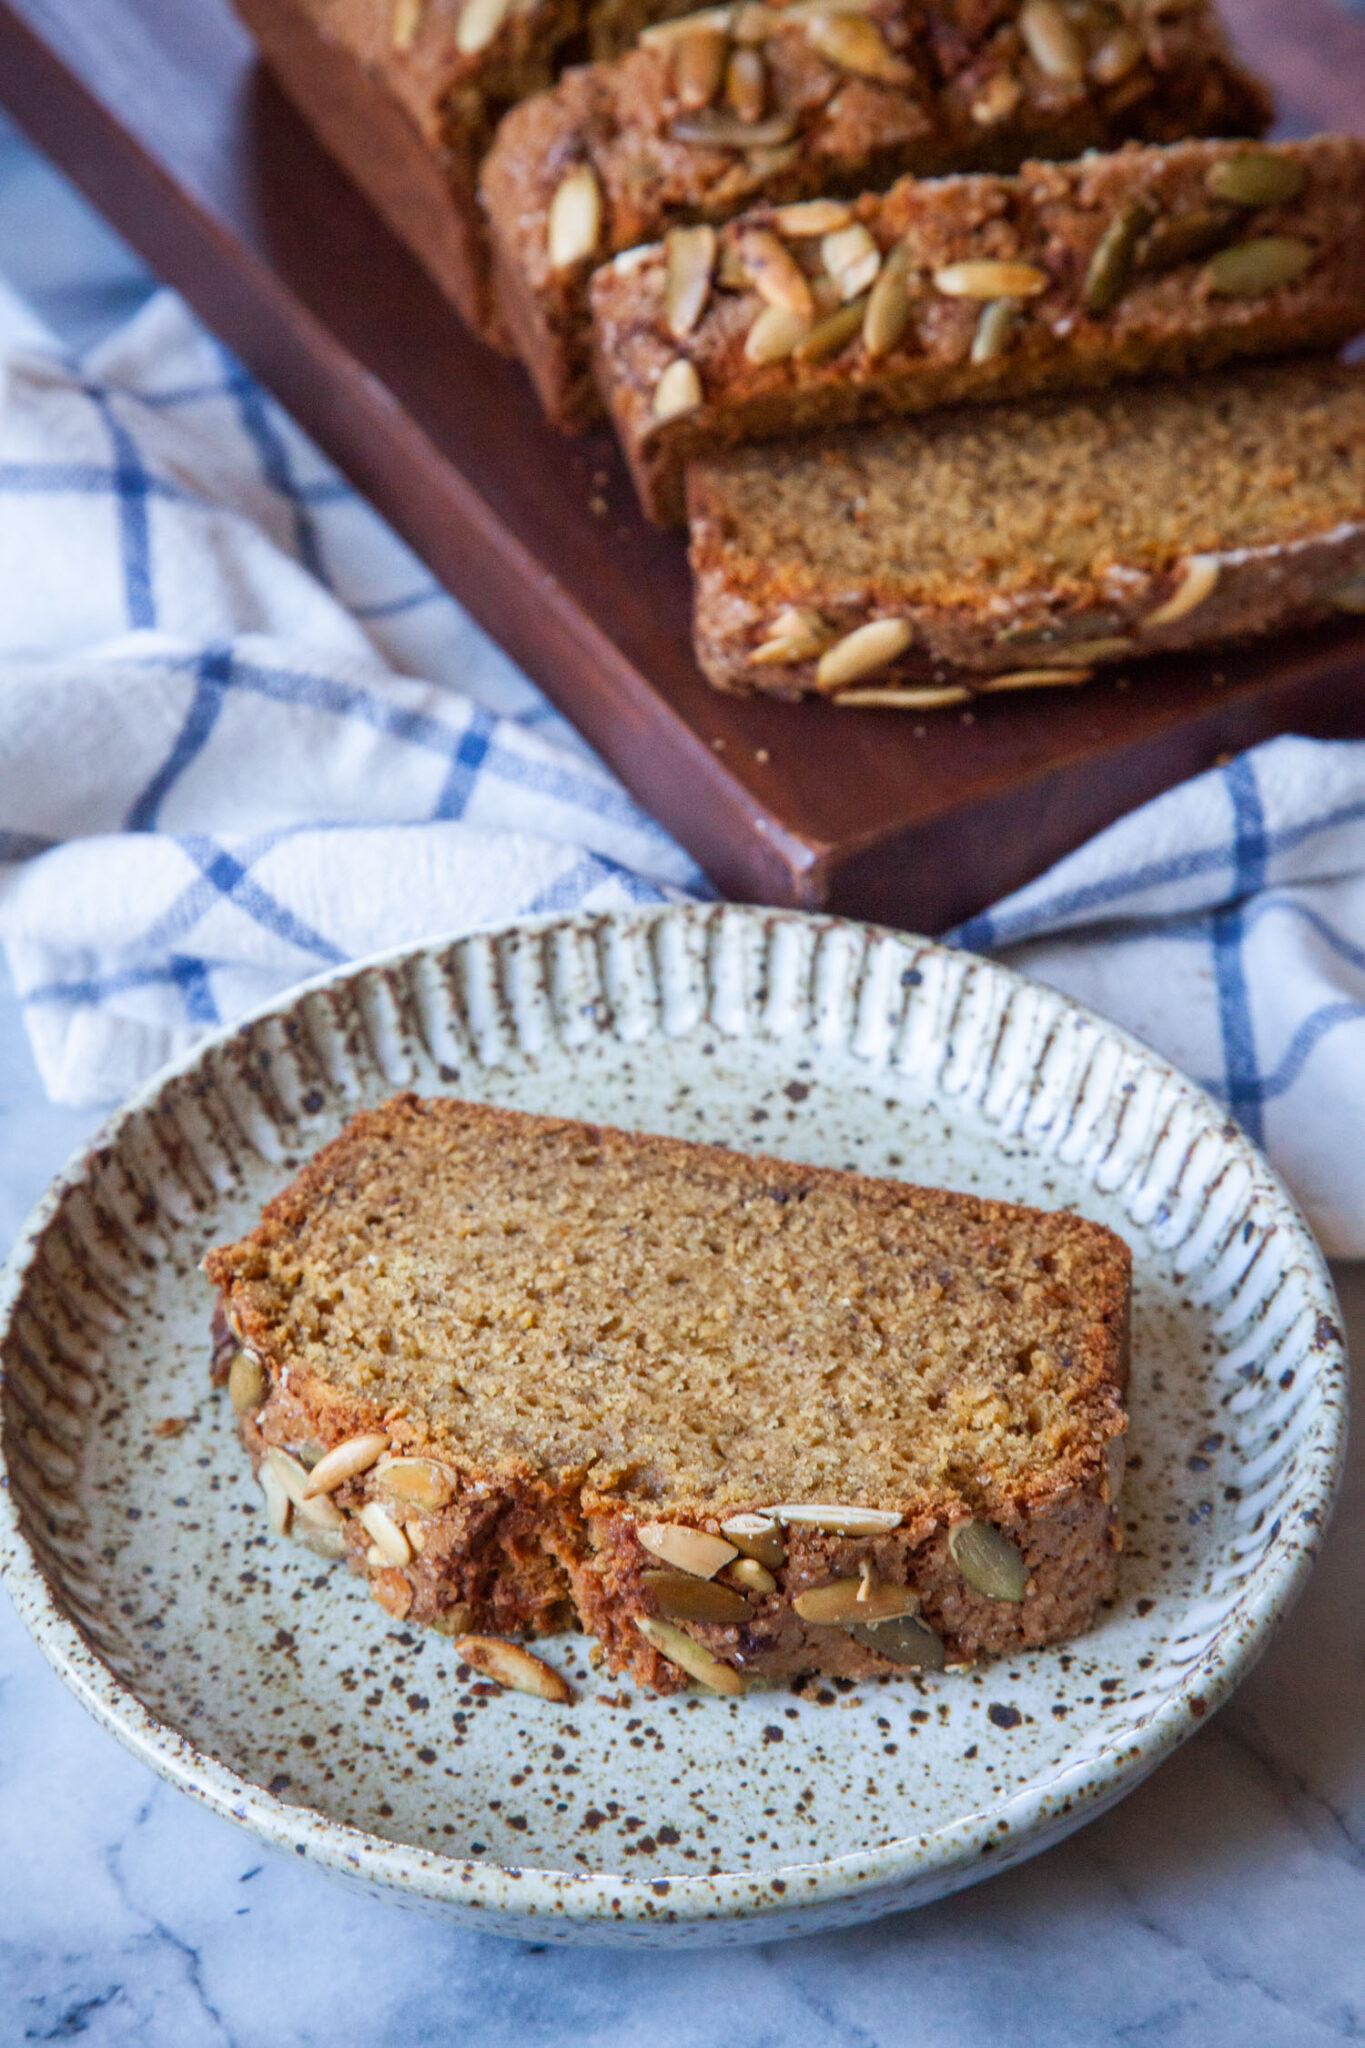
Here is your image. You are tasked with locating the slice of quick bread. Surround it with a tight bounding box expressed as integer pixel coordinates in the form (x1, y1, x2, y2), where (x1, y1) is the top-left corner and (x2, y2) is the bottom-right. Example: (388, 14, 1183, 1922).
(204, 1096, 1131, 1697)
(686, 356, 1365, 707)
(592, 134, 1365, 522)
(481, 0, 1270, 427)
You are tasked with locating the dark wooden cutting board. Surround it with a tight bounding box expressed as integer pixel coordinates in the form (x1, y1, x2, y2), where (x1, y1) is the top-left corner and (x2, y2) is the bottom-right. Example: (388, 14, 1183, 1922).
(2, 0, 1363, 927)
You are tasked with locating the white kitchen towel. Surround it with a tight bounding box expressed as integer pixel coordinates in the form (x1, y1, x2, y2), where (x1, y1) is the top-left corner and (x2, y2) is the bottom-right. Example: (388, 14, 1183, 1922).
(1, 290, 1363, 1252)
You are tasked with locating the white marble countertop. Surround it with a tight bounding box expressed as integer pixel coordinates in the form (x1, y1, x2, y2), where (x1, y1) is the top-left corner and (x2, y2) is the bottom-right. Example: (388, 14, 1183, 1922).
(1, 101, 1363, 2048)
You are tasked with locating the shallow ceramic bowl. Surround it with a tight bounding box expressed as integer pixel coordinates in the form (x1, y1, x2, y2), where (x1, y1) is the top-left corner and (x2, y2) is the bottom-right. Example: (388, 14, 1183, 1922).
(0, 905, 1347, 1945)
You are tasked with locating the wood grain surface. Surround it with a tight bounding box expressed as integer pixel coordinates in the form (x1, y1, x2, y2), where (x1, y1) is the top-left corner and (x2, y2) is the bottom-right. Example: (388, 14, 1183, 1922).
(1, 0, 1363, 927)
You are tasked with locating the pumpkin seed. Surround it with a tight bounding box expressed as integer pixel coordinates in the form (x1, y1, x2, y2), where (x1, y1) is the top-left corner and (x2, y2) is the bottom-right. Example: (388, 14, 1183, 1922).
(637, 1615, 746, 1694)
(727, 44, 767, 121)
(642, 1569, 751, 1624)
(970, 296, 1015, 364)
(1326, 574, 1365, 613)
(738, 228, 813, 315)
(773, 198, 852, 236)
(822, 223, 880, 301)
(803, 11, 913, 81)
(743, 302, 811, 363)
(547, 165, 602, 269)
(674, 23, 729, 108)
(949, 1519, 1027, 1601)
(1144, 552, 1220, 627)
(392, 0, 424, 50)
(1088, 22, 1144, 85)
(637, 1521, 737, 1578)
(665, 223, 717, 338)
(302, 1431, 389, 1497)
(455, 0, 509, 55)
(750, 604, 828, 663)
(815, 618, 913, 691)
(1204, 235, 1313, 298)
(934, 258, 1049, 300)
(771, 1503, 904, 1534)
(833, 684, 972, 709)
(727, 1557, 777, 1594)
(863, 241, 913, 357)
(846, 1614, 946, 1669)
(793, 295, 868, 363)
(1019, 0, 1085, 81)
(375, 1455, 455, 1510)
(720, 1511, 787, 1567)
(1206, 148, 1307, 209)
(227, 1349, 265, 1414)
(670, 109, 797, 147)
(793, 1578, 918, 1624)
(1083, 198, 1156, 315)
(1135, 204, 1240, 275)
(653, 356, 704, 421)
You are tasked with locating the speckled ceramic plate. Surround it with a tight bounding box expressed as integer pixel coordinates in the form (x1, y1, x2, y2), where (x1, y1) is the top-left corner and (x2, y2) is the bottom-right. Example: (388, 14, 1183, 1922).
(0, 905, 1347, 1945)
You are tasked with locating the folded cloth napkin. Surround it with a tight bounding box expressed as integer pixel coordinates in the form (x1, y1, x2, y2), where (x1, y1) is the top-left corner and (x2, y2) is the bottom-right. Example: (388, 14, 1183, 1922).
(1, 290, 1362, 1254)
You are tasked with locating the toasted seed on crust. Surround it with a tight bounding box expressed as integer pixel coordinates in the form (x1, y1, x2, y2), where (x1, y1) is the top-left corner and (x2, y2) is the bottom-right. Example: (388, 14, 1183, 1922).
(934, 259, 1049, 300)
(750, 604, 829, 664)
(771, 1502, 904, 1533)
(665, 223, 717, 339)
(863, 243, 913, 358)
(375, 1455, 455, 1510)
(846, 1614, 947, 1669)
(834, 684, 973, 708)
(1207, 148, 1307, 209)
(456, 1635, 575, 1702)
(430, 1602, 475, 1637)
(359, 1498, 413, 1567)
(1088, 23, 1143, 86)
(1019, 0, 1085, 81)
(1136, 204, 1240, 275)
(727, 44, 767, 122)
(728, 1556, 777, 1594)
(803, 11, 913, 82)
(976, 666, 1093, 691)
(392, 0, 424, 49)
(1034, 637, 1135, 664)
(744, 302, 812, 364)
(721, 1511, 786, 1567)
(1144, 553, 1220, 627)
(227, 1349, 265, 1414)
(642, 1568, 752, 1623)
(970, 71, 1022, 126)
(638, 1616, 746, 1694)
(260, 1465, 292, 1536)
(949, 1518, 1028, 1601)
(637, 1521, 738, 1577)
(296, 1490, 346, 1532)
(640, 5, 733, 48)
(774, 198, 852, 236)
(653, 356, 704, 421)
(265, 1446, 312, 1508)
(302, 1431, 389, 1497)
(794, 1578, 919, 1624)
(297, 1526, 349, 1561)
(675, 23, 729, 109)
(1205, 235, 1313, 297)
(794, 296, 868, 364)
(671, 109, 797, 148)
(822, 223, 880, 301)
(372, 1567, 414, 1618)
(1083, 199, 1156, 316)
(738, 229, 814, 317)
(548, 165, 602, 270)
(455, 0, 509, 56)
(815, 618, 913, 692)
(970, 296, 1016, 365)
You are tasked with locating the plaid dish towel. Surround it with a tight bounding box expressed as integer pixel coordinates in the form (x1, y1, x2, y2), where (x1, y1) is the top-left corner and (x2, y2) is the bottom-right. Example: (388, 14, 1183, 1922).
(1, 288, 1363, 1254)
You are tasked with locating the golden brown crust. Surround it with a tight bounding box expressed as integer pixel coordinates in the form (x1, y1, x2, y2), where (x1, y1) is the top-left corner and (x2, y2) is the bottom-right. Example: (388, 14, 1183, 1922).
(594, 135, 1365, 522)
(207, 1094, 1130, 1693)
(685, 356, 1365, 705)
(480, 0, 1270, 430)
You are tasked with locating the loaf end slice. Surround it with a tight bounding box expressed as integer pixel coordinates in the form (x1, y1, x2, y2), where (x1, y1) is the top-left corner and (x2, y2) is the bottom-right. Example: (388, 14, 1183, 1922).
(205, 1095, 1131, 1696)
(687, 356, 1365, 707)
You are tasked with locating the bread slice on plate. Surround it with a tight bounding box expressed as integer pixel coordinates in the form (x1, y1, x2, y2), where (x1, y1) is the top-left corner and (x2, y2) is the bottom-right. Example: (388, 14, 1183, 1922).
(686, 355, 1365, 707)
(205, 1095, 1130, 1696)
